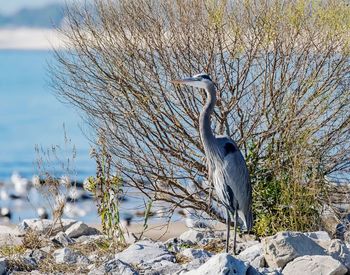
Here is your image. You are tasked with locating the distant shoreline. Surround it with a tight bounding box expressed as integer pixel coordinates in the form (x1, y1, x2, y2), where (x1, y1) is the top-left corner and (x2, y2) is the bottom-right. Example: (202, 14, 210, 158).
(0, 28, 65, 50)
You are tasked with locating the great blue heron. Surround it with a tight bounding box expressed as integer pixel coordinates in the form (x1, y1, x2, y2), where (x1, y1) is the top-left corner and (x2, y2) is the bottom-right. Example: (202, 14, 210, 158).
(172, 73, 252, 254)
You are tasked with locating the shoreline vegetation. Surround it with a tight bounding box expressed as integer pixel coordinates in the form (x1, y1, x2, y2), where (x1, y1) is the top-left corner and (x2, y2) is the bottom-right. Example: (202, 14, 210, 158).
(1, 218, 350, 274)
(0, 28, 64, 50)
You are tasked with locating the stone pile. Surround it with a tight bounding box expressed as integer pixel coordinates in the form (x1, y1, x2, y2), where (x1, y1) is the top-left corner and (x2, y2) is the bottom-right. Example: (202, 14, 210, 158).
(0, 219, 350, 274)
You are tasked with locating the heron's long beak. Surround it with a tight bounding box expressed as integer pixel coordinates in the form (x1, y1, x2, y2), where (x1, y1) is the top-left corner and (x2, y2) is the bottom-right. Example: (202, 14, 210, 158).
(171, 77, 198, 85)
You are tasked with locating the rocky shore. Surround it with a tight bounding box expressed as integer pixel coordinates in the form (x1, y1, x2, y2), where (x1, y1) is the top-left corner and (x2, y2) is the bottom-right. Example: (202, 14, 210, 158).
(0, 219, 349, 274)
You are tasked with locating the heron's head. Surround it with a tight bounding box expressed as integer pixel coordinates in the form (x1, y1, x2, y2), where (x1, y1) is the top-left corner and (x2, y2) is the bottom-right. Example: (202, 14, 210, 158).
(171, 73, 213, 89)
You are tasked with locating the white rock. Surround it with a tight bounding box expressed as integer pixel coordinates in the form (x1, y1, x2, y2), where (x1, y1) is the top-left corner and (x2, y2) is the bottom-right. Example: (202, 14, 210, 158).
(304, 231, 331, 241)
(236, 240, 260, 254)
(53, 247, 90, 265)
(24, 249, 48, 264)
(0, 258, 7, 275)
(257, 267, 282, 275)
(75, 234, 104, 244)
(115, 240, 175, 266)
(237, 243, 262, 263)
(283, 255, 347, 275)
(181, 248, 212, 261)
(250, 255, 265, 269)
(18, 219, 77, 235)
(238, 242, 265, 269)
(262, 231, 326, 268)
(51, 232, 75, 246)
(179, 230, 204, 245)
(181, 253, 248, 275)
(65, 221, 100, 238)
(327, 239, 350, 270)
(88, 259, 137, 275)
(144, 260, 183, 275)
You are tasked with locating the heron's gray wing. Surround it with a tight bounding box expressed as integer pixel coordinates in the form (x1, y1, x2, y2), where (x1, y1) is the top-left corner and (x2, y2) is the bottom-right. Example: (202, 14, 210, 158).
(217, 138, 252, 229)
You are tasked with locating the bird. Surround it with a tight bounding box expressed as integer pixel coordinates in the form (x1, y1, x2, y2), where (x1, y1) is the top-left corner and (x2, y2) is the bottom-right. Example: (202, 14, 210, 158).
(37, 207, 49, 219)
(172, 73, 253, 254)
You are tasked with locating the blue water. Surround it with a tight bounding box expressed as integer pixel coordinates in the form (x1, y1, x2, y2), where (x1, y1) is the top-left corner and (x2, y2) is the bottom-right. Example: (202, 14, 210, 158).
(0, 51, 177, 225)
(0, 50, 95, 181)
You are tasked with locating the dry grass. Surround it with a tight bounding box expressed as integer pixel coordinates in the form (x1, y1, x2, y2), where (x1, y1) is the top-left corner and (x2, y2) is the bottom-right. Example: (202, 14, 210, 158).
(6, 257, 36, 273)
(0, 230, 128, 274)
(22, 229, 46, 250)
(175, 253, 191, 265)
(0, 246, 26, 257)
(37, 255, 89, 274)
(202, 239, 225, 254)
(71, 238, 127, 260)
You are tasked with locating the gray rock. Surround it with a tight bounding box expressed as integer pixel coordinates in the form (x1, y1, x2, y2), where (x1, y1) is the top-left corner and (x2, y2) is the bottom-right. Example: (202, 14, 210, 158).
(257, 267, 282, 275)
(237, 243, 262, 266)
(74, 234, 104, 244)
(246, 266, 261, 275)
(164, 238, 181, 253)
(21, 256, 37, 269)
(262, 231, 326, 268)
(115, 240, 175, 266)
(0, 258, 7, 275)
(327, 239, 350, 270)
(10, 271, 44, 275)
(53, 247, 90, 265)
(144, 260, 183, 275)
(40, 246, 51, 254)
(5, 256, 37, 272)
(88, 253, 99, 263)
(180, 249, 212, 271)
(198, 237, 217, 246)
(88, 259, 137, 275)
(51, 232, 75, 246)
(183, 259, 208, 272)
(344, 230, 350, 244)
(179, 230, 204, 245)
(65, 221, 101, 238)
(181, 248, 212, 261)
(304, 231, 331, 241)
(181, 253, 248, 275)
(23, 249, 48, 264)
(283, 255, 347, 275)
(250, 255, 265, 269)
(18, 219, 77, 235)
(236, 240, 260, 254)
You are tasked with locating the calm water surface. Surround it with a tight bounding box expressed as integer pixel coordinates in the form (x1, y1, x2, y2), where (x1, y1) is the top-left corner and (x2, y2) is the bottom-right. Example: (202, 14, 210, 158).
(0, 50, 172, 225)
(0, 50, 94, 181)
(0, 50, 98, 223)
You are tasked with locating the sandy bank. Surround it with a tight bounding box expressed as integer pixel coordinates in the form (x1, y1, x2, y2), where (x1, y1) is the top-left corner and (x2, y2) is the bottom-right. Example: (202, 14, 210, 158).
(90, 221, 227, 241)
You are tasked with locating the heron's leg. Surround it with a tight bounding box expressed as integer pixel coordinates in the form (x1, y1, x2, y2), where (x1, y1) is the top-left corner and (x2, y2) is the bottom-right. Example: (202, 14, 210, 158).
(233, 208, 238, 255)
(225, 208, 230, 253)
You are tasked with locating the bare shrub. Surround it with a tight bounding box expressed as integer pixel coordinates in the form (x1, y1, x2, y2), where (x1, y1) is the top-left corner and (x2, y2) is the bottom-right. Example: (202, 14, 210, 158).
(52, 0, 350, 235)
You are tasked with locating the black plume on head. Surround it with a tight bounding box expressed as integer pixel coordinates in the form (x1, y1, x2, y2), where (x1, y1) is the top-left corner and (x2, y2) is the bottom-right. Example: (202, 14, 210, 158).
(201, 74, 212, 81)
(194, 73, 212, 81)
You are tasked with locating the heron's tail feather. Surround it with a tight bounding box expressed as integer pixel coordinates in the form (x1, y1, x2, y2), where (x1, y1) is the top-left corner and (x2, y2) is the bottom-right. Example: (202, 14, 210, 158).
(239, 209, 253, 232)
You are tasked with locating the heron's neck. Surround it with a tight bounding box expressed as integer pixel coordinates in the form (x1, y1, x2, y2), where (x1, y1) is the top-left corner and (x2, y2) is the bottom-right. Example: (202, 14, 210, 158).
(199, 84, 220, 160)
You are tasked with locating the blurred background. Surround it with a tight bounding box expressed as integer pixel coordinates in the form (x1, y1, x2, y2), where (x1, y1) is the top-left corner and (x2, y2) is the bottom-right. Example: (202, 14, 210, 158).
(0, 0, 99, 224)
(0, 0, 191, 230)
